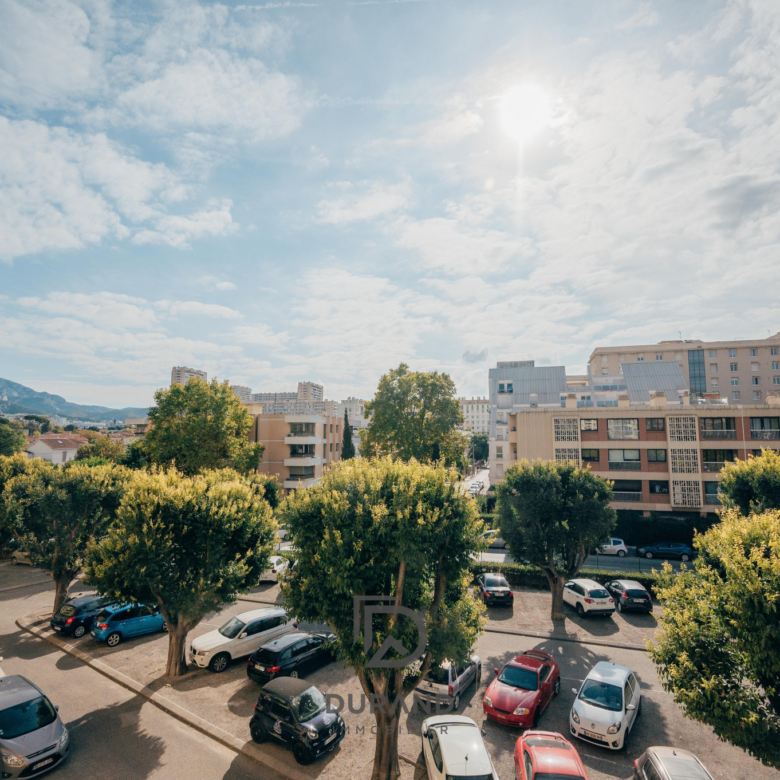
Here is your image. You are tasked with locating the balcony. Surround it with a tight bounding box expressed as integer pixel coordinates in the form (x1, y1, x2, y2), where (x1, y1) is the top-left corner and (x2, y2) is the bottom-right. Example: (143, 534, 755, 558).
(700, 430, 736, 440)
(613, 491, 642, 502)
(702, 461, 729, 472)
(751, 430, 780, 440)
(284, 435, 321, 445)
(283, 477, 319, 490)
(284, 457, 320, 467)
(608, 462, 641, 471)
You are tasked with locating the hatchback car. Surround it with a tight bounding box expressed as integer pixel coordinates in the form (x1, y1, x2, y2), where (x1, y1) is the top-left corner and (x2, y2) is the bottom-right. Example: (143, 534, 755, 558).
(598, 538, 628, 557)
(414, 656, 481, 713)
(635, 542, 694, 562)
(260, 555, 289, 582)
(0, 675, 70, 778)
(474, 573, 514, 607)
(422, 715, 499, 780)
(633, 746, 714, 780)
(563, 579, 615, 618)
(483, 650, 560, 729)
(514, 730, 590, 780)
(604, 580, 653, 614)
(50, 595, 113, 638)
(249, 677, 345, 765)
(190, 607, 295, 673)
(247, 631, 335, 683)
(10, 550, 31, 566)
(570, 661, 641, 750)
(480, 529, 508, 549)
(91, 604, 166, 647)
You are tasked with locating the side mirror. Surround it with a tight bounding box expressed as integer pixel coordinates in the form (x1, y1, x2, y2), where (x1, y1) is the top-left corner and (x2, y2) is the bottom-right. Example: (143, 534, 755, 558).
(239, 633, 247, 639)
(481, 729, 486, 737)
(571, 688, 578, 695)
(54, 705, 59, 712)
(422, 730, 429, 739)
(626, 703, 636, 711)
(494, 668, 499, 675)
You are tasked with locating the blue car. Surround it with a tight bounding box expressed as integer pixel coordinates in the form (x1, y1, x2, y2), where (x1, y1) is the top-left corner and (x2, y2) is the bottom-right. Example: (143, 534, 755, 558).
(91, 604, 167, 647)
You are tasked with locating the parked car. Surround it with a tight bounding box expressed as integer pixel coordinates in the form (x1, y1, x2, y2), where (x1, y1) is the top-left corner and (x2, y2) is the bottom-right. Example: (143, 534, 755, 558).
(247, 631, 335, 683)
(414, 656, 481, 713)
(483, 650, 561, 729)
(91, 604, 167, 647)
(480, 529, 508, 549)
(633, 746, 714, 780)
(50, 594, 114, 638)
(604, 580, 653, 614)
(421, 715, 499, 780)
(598, 538, 628, 557)
(189, 606, 295, 673)
(10, 550, 31, 566)
(474, 573, 514, 607)
(514, 730, 590, 780)
(570, 661, 641, 750)
(635, 542, 694, 562)
(563, 579, 615, 618)
(260, 555, 289, 582)
(0, 675, 70, 778)
(249, 678, 345, 765)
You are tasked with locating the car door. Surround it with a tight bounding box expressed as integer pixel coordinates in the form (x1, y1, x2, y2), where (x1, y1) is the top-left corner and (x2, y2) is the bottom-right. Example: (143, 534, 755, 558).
(627, 673, 640, 730)
(606, 581, 618, 599)
(423, 729, 444, 780)
(290, 638, 315, 673)
(115, 607, 139, 636)
(134, 605, 157, 635)
(262, 696, 296, 743)
(232, 618, 270, 658)
(563, 582, 576, 606)
(538, 665, 553, 709)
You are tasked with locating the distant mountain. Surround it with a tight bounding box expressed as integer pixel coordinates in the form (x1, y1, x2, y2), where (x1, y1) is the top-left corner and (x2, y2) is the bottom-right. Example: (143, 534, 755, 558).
(0, 378, 150, 422)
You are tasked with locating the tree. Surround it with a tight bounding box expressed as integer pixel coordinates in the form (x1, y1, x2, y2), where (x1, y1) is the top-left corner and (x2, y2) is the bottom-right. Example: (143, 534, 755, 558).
(24, 415, 51, 433)
(0, 419, 27, 456)
(119, 439, 150, 470)
(719, 449, 780, 515)
(85, 468, 276, 678)
(496, 460, 615, 620)
(76, 436, 125, 463)
(1, 458, 127, 614)
(649, 508, 780, 768)
(280, 457, 485, 780)
(64, 425, 77, 432)
(470, 433, 489, 462)
(341, 410, 356, 460)
(144, 379, 263, 476)
(359, 364, 465, 467)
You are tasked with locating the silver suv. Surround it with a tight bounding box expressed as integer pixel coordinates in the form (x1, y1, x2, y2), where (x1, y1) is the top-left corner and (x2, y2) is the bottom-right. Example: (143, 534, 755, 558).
(414, 656, 481, 713)
(633, 746, 714, 780)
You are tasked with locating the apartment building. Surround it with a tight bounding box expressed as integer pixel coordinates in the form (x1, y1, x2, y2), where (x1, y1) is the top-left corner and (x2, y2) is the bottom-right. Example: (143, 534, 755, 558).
(250, 382, 332, 415)
(230, 385, 252, 403)
(248, 412, 342, 493)
(589, 332, 780, 404)
(297, 382, 324, 401)
(459, 397, 490, 434)
(171, 366, 207, 386)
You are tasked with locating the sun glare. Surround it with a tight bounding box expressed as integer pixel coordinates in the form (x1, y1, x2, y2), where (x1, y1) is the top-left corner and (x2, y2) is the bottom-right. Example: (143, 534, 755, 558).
(498, 84, 552, 144)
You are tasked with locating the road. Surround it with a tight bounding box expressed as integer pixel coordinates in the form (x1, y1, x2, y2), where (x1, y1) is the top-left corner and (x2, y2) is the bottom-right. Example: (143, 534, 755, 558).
(477, 549, 684, 572)
(0, 562, 286, 780)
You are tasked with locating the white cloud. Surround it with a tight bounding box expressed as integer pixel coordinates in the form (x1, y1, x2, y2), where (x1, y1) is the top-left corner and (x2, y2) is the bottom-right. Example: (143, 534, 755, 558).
(316, 180, 412, 224)
(614, 3, 660, 31)
(132, 200, 237, 248)
(411, 108, 483, 147)
(155, 300, 244, 320)
(215, 281, 237, 291)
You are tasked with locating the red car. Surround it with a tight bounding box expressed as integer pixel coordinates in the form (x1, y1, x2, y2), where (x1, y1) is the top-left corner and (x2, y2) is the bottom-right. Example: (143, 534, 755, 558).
(483, 650, 561, 728)
(515, 730, 590, 780)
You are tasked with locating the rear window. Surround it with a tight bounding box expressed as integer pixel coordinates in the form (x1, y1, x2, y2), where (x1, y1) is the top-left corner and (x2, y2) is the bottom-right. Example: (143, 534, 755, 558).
(96, 610, 112, 623)
(485, 576, 509, 588)
(525, 738, 571, 750)
(0, 696, 57, 739)
(253, 648, 282, 665)
(661, 758, 711, 779)
(589, 589, 609, 599)
(425, 667, 450, 685)
(626, 589, 648, 598)
(59, 604, 78, 617)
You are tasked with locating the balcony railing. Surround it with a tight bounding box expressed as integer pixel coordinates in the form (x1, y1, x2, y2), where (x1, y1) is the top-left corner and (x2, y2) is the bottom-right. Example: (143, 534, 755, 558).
(700, 430, 736, 440)
(705, 495, 722, 505)
(613, 491, 642, 502)
(608, 462, 641, 470)
(288, 451, 316, 458)
(287, 430, 316, 437)
(702, 462, 728, 472)
(751, 430, 780, 440)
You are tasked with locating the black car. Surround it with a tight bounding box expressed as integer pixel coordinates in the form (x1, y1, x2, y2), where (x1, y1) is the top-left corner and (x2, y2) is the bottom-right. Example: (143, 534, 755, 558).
(250, 678, 345, 765)
(475, 573, 514, 607)
(247, 631, 335, 683)
(50, 594, 114, 638)
(604, 579, 653, 613)
(635, 541, 695, 561)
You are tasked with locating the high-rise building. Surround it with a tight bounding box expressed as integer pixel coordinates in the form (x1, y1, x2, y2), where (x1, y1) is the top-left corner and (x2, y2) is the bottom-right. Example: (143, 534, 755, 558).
(297, 382, 324, 401)
(230, 385, 252, 403)
(459, 397, 490, 434)
(171, 366, 207, 386)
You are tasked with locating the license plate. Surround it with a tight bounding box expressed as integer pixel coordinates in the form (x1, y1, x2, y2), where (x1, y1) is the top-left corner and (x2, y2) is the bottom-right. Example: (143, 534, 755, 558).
(584, 729, 603, 741)
(325, 732, 338, 745)
(633, 599, 644, 603)
(32, 757, 55, 770)
(497, 713, 506, 719)
(257, 666, 265, 671)
(53, 626, 61, 631)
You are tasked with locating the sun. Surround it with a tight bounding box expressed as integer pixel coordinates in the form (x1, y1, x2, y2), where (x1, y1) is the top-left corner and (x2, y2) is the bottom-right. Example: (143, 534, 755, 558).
(498, 84, 552, 144)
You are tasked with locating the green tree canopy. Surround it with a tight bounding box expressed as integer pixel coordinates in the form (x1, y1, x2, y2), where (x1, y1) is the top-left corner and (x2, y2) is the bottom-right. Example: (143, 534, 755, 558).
(470, 432, 489, 462)
(0, 419, 27, 456)
(24, 415, 51, 433)
(496, 459, 616, 620)
(649, 508, 780, 768)
(119, 439, 150, 470)
(279, 457, 485, 780)
(719, 449, 780, 515)
(341, 410, 355, 460)
(144, 378, 263, 475)
(85, 467, 277, 677)
(76, 436, 125, 463)
(359, 364, 466, 469)
(1, 457, 127, 614)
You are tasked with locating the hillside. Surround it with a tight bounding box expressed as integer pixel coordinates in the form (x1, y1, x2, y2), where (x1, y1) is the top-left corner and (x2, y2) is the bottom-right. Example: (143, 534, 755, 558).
(0, 378, 150, 422)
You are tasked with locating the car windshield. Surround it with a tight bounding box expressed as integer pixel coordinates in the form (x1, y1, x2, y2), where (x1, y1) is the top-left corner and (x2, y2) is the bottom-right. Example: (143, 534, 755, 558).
(588, 589, 609, 599)
(59, 604, 78, 617)
(426, 667, 451, 685)
(0, 696, 57, 739)
(525, 738, 571, 750)
(292, 686, 326, 722)
(578, 679, 623, 711)
(219, 617, 246, 639)
(498, 665, 538, 690)
(485, 576, 509, 588)
(626, 589, 648, 598)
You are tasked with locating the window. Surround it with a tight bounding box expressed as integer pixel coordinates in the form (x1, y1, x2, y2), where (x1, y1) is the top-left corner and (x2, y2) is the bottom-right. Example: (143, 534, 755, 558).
(581, 449, 600, 462)
(730, 362, 738, 371)
(687, 350, 706, 395)
(608, 449, 640, 469)
(754, 391, 762, 400)
(733, 391, 740, 400)
(752, 376, 760, 385)
(637, 354, 644, 361)
(496, 446, 503, 459)
(710, 363, 718, 373)
(612, 479, 641, 492)
(649, 480, 669, 494)
(709, 350, 717, 358)
(647, 449, 667, 462)
(668, 416, 698, 441)
(498, 382, 514, 394)
(601, 355, 608, 364)
(607, 419, 639, 440)
(702, 449, 737, 464)
(729, 348, 737, 357)
(750, 348, 758, 356)
(775, 377, 780, 385)
(646, 418, 665, 431)
(554, 418, 580, 441)
(580, 419, 598, 431)
(672, 479, 702, 507)
(656, 354, 663, 361)
(751, 362, 760, 372)
(671, 449, 700, 473)
(772, 347, 779, 356)
(732, 378, 739, 386)
(711, 379, 719, 387)
(773, 362, 779, 371)
(701, 417, 735, 432)
(704, 481, 721, 504)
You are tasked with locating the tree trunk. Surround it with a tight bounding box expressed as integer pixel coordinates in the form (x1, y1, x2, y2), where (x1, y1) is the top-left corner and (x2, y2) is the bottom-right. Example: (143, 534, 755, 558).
(370, 710, 400, 780)
(52, 574, 72, 616)
(549, 575, 565, 621)
(165, 624, 189, 678)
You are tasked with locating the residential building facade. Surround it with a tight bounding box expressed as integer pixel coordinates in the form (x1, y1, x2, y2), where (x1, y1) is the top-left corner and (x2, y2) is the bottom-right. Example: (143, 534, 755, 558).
(171, 366, 207, 386)
(25, 433, 88, 464)
(230, 385, 252, 403)
(459, 397, 490, 434)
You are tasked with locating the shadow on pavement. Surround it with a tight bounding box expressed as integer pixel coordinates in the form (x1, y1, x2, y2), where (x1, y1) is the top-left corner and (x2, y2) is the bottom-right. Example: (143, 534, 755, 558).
(0, 625, 58, 661)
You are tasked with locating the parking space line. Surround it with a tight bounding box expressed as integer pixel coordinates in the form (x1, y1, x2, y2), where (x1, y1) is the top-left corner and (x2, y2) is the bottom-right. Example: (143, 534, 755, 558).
(561, 676, 664, 694)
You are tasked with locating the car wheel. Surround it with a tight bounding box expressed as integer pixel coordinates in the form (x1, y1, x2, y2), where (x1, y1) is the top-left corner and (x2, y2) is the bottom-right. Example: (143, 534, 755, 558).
(293, 742, 312, 765)
(289, 670, 299, 678)
(554, 677, 560, 696)
(617, 550, 626, 557)
(106, 632, 121, 647)
(11, 557, 18, 565)
(453, 694, 460, 711)
(645, 552, 653, 559)
(681, 554, 690, 562)
(576, 603, 585, 617)
(250, 722, 267, 744)
(616, 601, 623, 613)
(73, 625, 86, 638)
(162, 621, 169, 633)
(209, 653, 230, 673)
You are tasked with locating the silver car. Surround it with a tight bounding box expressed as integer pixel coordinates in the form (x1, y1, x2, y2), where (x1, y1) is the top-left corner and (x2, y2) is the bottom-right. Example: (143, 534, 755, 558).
(633, 746, 714, 780)
(414, 656, 481, 713)
(0, 675, 69, 778)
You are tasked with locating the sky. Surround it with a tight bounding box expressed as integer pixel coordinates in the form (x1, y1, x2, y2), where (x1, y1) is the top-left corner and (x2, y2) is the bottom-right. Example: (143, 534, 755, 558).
(1, 0, 780, 409)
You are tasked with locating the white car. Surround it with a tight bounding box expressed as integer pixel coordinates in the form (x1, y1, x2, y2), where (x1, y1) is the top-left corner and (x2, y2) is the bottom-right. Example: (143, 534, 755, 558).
(260, 555, 288, 582)
(570, 661, 641, 750)
(421, 715, 499, 780)
(563, 579, 615, 618)
(189, 607, 295, 673)
(480, 529, 507, 549)
(598, 538, 628, 557)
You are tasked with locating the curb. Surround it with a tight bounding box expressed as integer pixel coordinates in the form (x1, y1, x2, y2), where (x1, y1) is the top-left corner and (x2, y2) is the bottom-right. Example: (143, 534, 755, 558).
(17, 613, 312, 780)
(0, 578, 52, 594)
